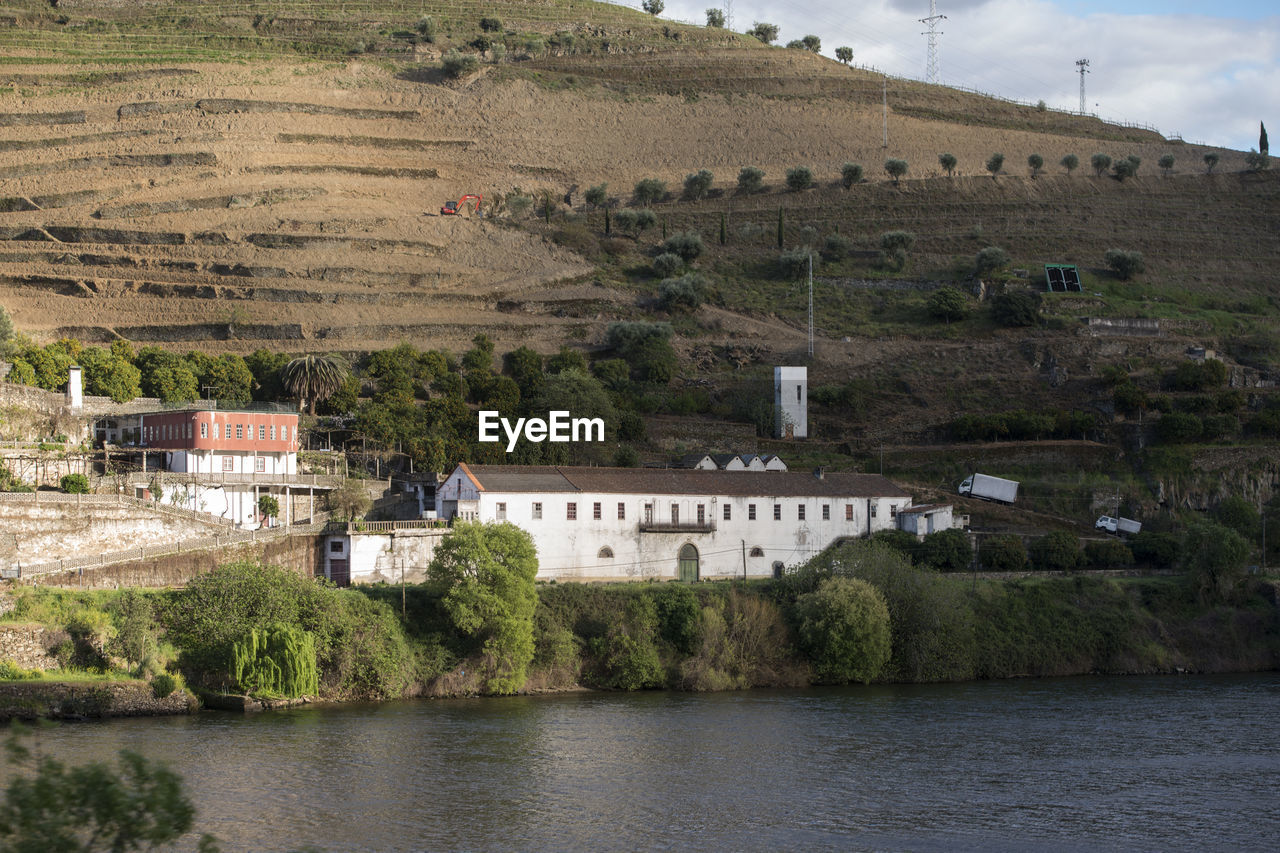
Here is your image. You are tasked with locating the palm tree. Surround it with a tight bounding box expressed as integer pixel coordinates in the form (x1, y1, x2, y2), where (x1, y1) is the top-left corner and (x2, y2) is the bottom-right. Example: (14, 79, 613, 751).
(281, 353, 349, 414)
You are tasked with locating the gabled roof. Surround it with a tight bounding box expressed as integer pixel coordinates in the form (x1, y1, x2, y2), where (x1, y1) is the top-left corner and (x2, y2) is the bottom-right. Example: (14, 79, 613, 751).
(897, 503, 951, 515)
(458, 464, 911, 499)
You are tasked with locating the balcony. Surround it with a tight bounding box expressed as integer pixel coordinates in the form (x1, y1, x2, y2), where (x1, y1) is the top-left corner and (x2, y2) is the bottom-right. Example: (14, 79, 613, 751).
(638, 520, 717, 534)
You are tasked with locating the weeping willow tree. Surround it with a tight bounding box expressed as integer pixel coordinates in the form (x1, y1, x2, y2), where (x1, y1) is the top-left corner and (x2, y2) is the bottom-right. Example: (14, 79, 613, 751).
(280, 353, 350, 414)
(230, 623, 318, 698)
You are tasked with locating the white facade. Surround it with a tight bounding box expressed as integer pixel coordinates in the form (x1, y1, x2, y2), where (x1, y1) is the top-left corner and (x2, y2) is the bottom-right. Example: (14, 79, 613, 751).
(774, 366, 808, 439)
(437, 465, 912, 582)
(896, 504, 956, 539)
(166, 449, 297, 476)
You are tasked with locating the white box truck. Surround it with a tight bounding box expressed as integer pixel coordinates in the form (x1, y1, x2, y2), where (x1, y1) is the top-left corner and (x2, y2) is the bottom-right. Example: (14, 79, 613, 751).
(958, 473, 1019, 504)
(1095, 516, 1141, 535)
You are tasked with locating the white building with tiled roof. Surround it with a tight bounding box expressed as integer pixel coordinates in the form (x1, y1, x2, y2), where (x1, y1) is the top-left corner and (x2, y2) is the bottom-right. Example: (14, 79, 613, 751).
(436, 463, 913, 582)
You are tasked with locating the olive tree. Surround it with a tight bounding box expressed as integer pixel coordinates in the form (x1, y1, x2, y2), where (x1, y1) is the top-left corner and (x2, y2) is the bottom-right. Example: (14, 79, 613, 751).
(985, 152, 1004, 178)
(748, 22, 779, 44)
(835, 46, 853, 64)
(1027, 153, 1044, 177)
(642, 0, 664, 15)
(939, 152, 957, 176)
(633, 177, 666, 206)
(1061, 153, 1079, 175)
(682, 169, 714, 201)
(785, 166, 814, 190)
(1158, 154, 1175, 176)
(1104, 249, 1145, 280)
(705, 8, 724, 27)
(884, 158, 908, 184)
(1203, 152, 1219, 173)
(737, 166, 765, 194)
(1091, 152, 1112, 176)
(975, 245, 1011, 276)
(927, 287, 968, 323)
(840, 162, 863, 188)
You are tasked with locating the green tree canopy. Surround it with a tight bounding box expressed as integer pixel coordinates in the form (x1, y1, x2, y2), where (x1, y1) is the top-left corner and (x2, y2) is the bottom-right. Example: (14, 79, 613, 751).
(795, 576, 892, 683)
(281, 353, 350, 414)
(748, 22, 779, 44)
(938, 152, 957, 176)
(428, 521, 539, 694)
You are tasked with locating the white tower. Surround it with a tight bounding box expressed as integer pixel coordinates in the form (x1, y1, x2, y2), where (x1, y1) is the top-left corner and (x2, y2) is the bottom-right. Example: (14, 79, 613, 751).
(66, 365, 83, 411)
(774, 366, 808, 439)
(920, 0, 946, 85)
(1076, 58, 1090, 114)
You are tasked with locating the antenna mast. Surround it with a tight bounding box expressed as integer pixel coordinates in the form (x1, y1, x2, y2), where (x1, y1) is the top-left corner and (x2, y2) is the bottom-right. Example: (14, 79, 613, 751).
(722, 0, 734, 31)
(919, 0, 946, 84)
(807, 253, 814, 358)
(1076, 58, 1090, 114)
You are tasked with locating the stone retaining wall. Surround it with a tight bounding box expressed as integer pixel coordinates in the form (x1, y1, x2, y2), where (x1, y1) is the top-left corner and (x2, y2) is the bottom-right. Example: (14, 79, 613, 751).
(0, 624, 66, 670)
(0, 681, 196, 721)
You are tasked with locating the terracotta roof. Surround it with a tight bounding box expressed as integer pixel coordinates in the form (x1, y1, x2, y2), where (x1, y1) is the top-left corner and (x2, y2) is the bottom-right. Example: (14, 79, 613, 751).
(461, 464, 910, 499)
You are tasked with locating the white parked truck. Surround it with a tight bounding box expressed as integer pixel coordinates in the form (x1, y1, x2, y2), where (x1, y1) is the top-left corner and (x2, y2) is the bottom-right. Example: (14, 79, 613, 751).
(958, 473, 1019, 504)
(1095, 515, 1141, 535)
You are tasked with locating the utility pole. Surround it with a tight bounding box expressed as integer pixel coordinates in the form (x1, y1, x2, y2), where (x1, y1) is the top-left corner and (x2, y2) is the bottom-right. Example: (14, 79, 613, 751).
(1076, 58, 1090, 115)
(919, 0, 946, 84)
(882, 76, 888, 148)
(807, 253, 814, 358)
(741, 539, 747, 583)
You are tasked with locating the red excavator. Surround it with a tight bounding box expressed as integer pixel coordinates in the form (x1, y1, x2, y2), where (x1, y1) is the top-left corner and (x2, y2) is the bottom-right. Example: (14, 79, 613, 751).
(440, 194, 482, 216)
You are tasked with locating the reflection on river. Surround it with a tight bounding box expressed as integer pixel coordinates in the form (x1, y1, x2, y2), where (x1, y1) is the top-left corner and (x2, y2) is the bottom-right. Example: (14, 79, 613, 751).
(11, 673, 1279, 851)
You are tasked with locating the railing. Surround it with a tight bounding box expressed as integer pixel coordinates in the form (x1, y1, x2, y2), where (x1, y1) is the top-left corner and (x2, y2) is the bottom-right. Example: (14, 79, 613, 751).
(346, 519, 448, 533)
(126, 472, 342, 488)
(638, 520, 717, 534)
(0, 491, 235, 527)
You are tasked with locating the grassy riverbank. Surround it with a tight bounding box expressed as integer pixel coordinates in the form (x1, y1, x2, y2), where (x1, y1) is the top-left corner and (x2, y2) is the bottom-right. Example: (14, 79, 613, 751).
(1, 547, 1276, 713)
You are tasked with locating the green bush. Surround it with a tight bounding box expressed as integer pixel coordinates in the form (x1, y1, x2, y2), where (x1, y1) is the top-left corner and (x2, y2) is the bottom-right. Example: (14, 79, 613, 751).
(985, 152, 1004, 177)
(990, 289, 1041, 326)
(737, 166, 765, 194)
(975, 246, 1011, 276)
(652, 252, 683, 278)
(1084, 539, 1134, 569)
(479, 16, 502, 32)
(1155, 412, 1203, 443)
(928, 287, 968, 322)
(59, 474, 90, 494)
(1061, 153, 1079, 174)
(1091, 152, 1112, 176)
(884, 158, 908, 183)
(682, 169, 714, 201)
(785, 166, 814, 190)
(822, 233, 855, 261)
(938, 152, 957, 176)
(981, 535, 1026, 572)
(1105, 249, 1145, 280)
(633, 178, 666, 206)
(658, 273, 707, 313)
(150, 672, 177, 698)
(440, 49, 480, 78)
(840, 162, 863, 188)
(777, 248, 812, 278)
(661, 231, 704, 263)
(918, 529, 973, 572)
(795, 576, 891, 683)
(584, 183, 607, 208)
(1028, 531, 1081, 572)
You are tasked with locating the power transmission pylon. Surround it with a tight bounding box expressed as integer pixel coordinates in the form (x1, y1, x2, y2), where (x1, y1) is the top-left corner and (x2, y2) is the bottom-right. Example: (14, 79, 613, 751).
(920, 0, 946, 84)
(1076, 58, 1090, 114)
(722, 0, 734, 31)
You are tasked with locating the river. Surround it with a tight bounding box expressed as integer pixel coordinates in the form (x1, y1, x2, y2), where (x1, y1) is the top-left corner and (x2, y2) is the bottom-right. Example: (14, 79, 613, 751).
(8, 673, 1279, 851)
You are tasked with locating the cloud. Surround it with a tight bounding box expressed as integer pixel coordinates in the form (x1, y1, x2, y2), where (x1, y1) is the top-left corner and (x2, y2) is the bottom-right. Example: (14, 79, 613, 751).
(658, 0, 1279, 149)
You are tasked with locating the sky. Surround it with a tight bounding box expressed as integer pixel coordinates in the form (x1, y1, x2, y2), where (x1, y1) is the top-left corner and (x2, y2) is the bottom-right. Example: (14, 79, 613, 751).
(639, 0, 1278, 151)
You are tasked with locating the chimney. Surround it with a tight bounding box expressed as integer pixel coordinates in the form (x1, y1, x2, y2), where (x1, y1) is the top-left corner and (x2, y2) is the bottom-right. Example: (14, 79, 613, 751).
(66, 365, 83, 411)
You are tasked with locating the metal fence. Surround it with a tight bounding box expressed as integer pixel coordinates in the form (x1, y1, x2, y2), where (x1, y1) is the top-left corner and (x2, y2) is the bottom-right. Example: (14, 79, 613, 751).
(0, 491, 236, 527)
(126, 472, 343, 488)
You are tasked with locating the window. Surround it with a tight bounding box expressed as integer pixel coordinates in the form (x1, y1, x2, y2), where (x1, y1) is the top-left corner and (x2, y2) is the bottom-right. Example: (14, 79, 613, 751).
(598, 546, 614, 559)
(496, 502, 507, 520)
(255, 456, 266, 473)
(222, 455, 234, 472)
(281, 425, 288, 442)
(890, 505, 898, 519)
(871, 503, 878, 518)
(617, 502, 626, 520)
(773, 504, 781, 521)
(797, 384, 802, 402)
(644, 503, 654, 523)
(749, 504, 757, 521)
(697, 504, 705, 525)
(270, 425, 277, 441)
(845, 504, 854, 521)
(186, 423, 192, 439)
(593, 502, 602, 520)
(200, 422, 208, 439)
(259, 425, 266, 441)
(214, 423, 220, 439)
(235, 424, 243, 440)
(671, 504, 679, 524)
(798, 505, 806, 521)
(750, 546, 764, 557)
(723, 504, 731, 521)
(567, 502, 577, 520)
(330, 540, 343, 554)
(822, 504, 830, 521)
(532, 502, 542, 520)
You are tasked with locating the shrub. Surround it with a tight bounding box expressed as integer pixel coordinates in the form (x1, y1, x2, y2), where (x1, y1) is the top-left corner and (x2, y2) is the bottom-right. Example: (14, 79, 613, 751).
(1245, 150, 1270, 172)
(1158, 153, 1175, 176)
(1130, 531, 1180, 568)
(974, 245, 1011, 276)
(1028, 531, 1081, 572)
(985, 152, 1004, 177)
(683, 169, 714, 201)
(737, 166, 765, 194)
(605, 321, 672, 356)
(1185, 520, 1249, 599)
(415, 16, 436, 41)
(981, 535, 1026, 572)
(1091, 152, 1112, 176)
(60, 473, 90, 494)
(658, 274, 706, 313)
(990, 289, 1041, 326)
(1084, 539, 1134, 569)
(505, 193, 532, 219)
(1201, 413, 1240, 441)
(1061, 153, 1079, 175)
(1113, 157, 1138, 180)
(150, 672, 177, 698)
(748, 22, 779, 44)
(938, 152, 957, 176)
(777, 248, 812, 279)
(584, 183, 607, 208)
(1104, 249, 1145, 280)
(927, 287, 968, 323)
(1155, 412, 1203, 443)
(652, 252, 683, 277)
(795, 577, 891, 683)
(884, 158, 907, 184)
(822, 233, 855, 262)
(479, 16, 502, 32)
(918, 529, 973, 572)
(785, 166, 814, 190)
(231, 623, 318, 698)
(633, 178, 666, 206)
(1171, 359, 1227, 391)
(1213, 496, 1261, 539)
(1028, 153, 1044, 176)
(879, 230, 914, 271)
(661, 231, 704, 263)
(440, 49, 480, 78)
(840, 162, 863, 188)
(1112, 383, 1148, 417)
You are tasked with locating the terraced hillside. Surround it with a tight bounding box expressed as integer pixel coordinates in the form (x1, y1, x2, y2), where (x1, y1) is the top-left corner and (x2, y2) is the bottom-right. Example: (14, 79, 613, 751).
(0, 0, 1258, 356)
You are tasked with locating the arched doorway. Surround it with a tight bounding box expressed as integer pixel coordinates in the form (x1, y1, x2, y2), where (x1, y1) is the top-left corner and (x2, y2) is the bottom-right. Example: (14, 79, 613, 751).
(678, 544, 699, 582)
